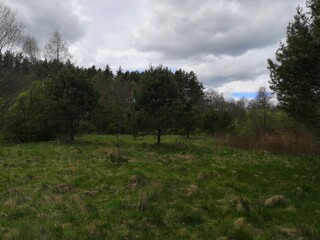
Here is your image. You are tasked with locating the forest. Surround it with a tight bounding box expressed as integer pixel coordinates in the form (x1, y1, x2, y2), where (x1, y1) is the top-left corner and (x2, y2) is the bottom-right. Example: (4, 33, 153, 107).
(0, 1, 318, 156)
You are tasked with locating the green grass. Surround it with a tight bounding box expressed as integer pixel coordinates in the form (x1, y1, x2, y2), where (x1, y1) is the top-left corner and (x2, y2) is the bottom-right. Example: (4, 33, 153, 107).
(0, 135, 319, 239)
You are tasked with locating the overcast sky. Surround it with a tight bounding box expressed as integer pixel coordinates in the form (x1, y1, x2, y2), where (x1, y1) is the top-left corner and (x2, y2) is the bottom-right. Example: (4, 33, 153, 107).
(7, 0, 305, 97)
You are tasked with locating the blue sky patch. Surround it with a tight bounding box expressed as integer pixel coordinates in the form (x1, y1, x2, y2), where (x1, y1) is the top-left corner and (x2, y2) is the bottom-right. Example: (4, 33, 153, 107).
(232, 92, 257, 99)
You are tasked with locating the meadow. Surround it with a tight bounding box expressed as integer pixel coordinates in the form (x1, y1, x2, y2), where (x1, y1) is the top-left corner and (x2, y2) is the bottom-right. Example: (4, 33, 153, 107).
(0, 135, 319, 239)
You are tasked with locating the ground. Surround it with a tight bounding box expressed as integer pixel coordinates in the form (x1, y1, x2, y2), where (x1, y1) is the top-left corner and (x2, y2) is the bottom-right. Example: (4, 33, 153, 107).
(0, 135, 319, 239)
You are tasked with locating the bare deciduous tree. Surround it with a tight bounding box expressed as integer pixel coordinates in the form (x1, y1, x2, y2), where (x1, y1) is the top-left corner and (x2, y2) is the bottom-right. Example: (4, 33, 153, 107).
(22, 35, 40, 61)
(0, 1, 24, 53)
(44, 30, 71, 62)
(204, 89, 226, 112)
(249, 87, 272, 134)
(0, 1, 24, 116)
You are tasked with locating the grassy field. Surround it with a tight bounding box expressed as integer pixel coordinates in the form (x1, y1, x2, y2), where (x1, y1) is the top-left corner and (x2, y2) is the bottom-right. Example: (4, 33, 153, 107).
(0, 135, 319, 239)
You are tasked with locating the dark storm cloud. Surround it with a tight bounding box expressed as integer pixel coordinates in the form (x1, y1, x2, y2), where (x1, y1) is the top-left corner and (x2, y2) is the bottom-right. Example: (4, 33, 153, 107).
(135, 0, 303, 59)
(8, 0, 87, 44)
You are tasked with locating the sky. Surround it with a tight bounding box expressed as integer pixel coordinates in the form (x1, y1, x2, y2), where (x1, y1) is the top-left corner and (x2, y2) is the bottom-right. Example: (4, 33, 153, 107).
(7, 0, 305, 98)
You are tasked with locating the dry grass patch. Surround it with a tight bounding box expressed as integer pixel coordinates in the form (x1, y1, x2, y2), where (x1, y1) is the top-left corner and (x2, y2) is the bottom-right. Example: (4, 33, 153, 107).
(232, 198, 250, 212)
(264, 195, 287, 207)
(0, 227, 19, 240)
(197, 172, 208, 181)
(137, 191, 148, 210)
(184, 184, 199, 197)
(172, 153, 193, 161)
(41, 193, 63, 205)
(233, 217, 247, 228)
(4, 189, 26, 208)
(228, 133, 320, 156)
(128, 175, 147, 190)
(279, 227, 300, 238)
(70, 194, 87, 213)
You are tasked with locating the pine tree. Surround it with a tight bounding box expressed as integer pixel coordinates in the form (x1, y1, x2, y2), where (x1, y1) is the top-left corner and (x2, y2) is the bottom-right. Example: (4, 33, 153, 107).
(135, 66, 178, 144)
(268, 0, 320, 134)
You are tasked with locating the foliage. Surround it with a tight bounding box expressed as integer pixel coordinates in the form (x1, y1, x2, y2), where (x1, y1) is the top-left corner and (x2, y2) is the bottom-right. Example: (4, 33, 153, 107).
(89, 68, 138, 135)
(44, 66, 99, 142)
(268, 0, 320, 134)
(0, 48, 312, 144)
(174, 69, 203, 138)
(107, 123, 117, 135)
(248, 87, 273, 135)
(203, 110, 234, 135)
(134, 65, 178, 144)
(204, 89, 226, 111)
(203, 109, 219, 135)
(129, 109, 153, 137)
(2, 81, 53, 142)
(3, 65, 98, 143)
(0, 52, 34, 101)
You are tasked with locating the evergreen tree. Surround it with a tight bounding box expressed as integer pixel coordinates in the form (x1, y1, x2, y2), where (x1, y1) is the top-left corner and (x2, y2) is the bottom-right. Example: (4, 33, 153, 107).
(3, 81, 53, 142)
(268, 0, 320, 134)
(45, 66, 99, 142)
(3, 65, 99, 143)
(174, 69, 204, 138)
(135, 65, 178, 144)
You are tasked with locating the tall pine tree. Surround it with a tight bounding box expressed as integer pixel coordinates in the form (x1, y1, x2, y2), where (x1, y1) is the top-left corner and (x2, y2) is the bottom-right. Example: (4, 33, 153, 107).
(268, 0, 320, 134)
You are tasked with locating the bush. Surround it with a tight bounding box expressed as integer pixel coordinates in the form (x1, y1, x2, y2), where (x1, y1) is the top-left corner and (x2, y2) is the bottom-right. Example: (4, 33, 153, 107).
(2, 66, 98, 143)
(107, 123, 117, 135)
(2, 82, 54, 143)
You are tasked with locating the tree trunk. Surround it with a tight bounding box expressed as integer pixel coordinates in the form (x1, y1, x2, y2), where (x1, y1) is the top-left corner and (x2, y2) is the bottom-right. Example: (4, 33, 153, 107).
(70, 132, 74, 144)
(263, 109, 267, 133)
(69, 120, 75, 144)
(186, 127, 190, 139)
(157, 125, 161, 145)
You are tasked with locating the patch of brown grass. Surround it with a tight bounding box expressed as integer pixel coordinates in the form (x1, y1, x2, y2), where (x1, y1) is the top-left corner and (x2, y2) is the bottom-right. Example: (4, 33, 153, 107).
(197, 172, 207, 181)
(264, 195, 287, 207)
(70, 194, 86, 213)
(137, 191, 148, 210)
(184, 184, 199, 197)
(4, 189, 26, 208)
(232, 198, 250, 212)
(279, 227, 299, 237)
(172, 153, 193, 160)
(0, 227, 19, 239)
(128, 175, 146, 190)
(227, 133, 320, 156)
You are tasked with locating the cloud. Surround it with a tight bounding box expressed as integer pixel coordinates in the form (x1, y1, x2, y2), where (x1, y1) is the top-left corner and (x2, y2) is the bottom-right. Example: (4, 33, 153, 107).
(67, 0, 152, 69)
(135, 0, 303, 59)
(185, 46, 276, 88)
(94, 47, 162, 71)
(5, 0, 306, 96)
(8, 0, 88, 44)
(215, 74, 270, 98)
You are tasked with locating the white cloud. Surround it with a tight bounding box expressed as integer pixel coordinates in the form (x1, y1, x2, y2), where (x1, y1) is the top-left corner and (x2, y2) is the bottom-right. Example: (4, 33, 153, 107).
(8, 0, 88, 44)
(135, 0, 303, 58)
(216, 74, 270, 98)
(6, 0, 306, 96)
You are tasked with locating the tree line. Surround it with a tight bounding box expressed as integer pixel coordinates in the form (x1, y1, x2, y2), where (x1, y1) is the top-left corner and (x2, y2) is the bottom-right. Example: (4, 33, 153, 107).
(0, 1, 318, 145)
(0, 49, 300, 144)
